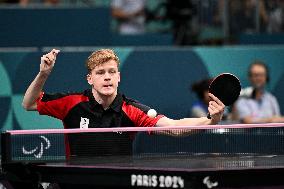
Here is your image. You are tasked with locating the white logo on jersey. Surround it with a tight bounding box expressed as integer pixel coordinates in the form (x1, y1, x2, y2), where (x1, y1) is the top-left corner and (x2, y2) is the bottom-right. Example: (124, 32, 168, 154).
(80, 117, 89, 129)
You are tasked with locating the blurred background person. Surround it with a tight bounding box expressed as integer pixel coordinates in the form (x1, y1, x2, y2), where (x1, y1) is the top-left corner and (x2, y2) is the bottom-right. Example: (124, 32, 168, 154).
(190, 78, 213, 118)
(235, 60, 284, 124)
(0, 0, 60, 6)
(45, 0, 59, 5)
(111, 0, 146, 35)
(265, 0, 284, 33)
(229, 0, 268, 35)
(163, 0, 196, 45)
(0, 0, 29, 6)
(190, 78, 233, 124)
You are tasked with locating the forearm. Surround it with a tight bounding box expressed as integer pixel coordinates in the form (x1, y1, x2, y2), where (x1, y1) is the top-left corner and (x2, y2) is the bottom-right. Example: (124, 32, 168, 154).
(172, 117, 214, 126)
(243, 116, 284, 124)
(156, 117, 213, 137)
(112, 8, 143, 19)
(112, 9, 131, 19)
(22, 72, 49, 110)
(157, 117, 215, 127)
(23, 48, 59, 111)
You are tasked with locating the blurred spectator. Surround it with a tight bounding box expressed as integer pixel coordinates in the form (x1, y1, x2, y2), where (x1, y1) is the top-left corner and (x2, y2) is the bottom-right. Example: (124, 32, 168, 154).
(164, 0, 196, 45)
(229, 0, 268, 35)
(147, 0, 196, 44)
(0, 0, 60, 6)
(44, 0, 59, 5)
(190, 78, 213, 117)
(235, 60, 284, 124)
(20, 0, 28, 5)
(265, 0, 284, 33)
(194, 0, 224, 45)
(195, 0, 222, 26)
(150, 0, 224, 45)
(0, 0, 29, 5)
(44, 0, 60, 5)
(111, 0, 146, 35)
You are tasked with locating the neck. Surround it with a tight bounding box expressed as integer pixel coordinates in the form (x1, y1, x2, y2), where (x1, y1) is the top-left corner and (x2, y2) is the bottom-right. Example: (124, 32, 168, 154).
(92, 90, 117, 110)
(254, 88, 264, 100)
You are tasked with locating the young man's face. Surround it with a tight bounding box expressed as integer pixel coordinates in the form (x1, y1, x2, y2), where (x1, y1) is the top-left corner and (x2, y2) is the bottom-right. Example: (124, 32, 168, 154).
(87, 59, 120, 97)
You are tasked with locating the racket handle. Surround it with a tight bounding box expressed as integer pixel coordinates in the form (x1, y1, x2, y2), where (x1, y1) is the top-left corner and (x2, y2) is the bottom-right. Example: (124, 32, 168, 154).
(207, 113, 211, 119)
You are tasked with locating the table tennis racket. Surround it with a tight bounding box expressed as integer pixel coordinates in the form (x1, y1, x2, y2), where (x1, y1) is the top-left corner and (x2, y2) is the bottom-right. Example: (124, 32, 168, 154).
(207, 73, 241, 119)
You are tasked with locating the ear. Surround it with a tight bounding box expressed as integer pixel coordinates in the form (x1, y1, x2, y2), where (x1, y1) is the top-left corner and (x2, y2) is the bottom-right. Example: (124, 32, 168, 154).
(87, 74, 92, 85)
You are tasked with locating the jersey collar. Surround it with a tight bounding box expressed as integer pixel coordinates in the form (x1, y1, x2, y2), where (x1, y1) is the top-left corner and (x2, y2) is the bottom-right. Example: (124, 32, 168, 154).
(85, 89, 123, 113)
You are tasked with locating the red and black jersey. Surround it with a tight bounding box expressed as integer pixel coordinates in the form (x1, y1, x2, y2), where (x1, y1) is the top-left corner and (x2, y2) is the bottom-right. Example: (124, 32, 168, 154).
(36, 89, 164, 158)
(37, 89, 163, 129)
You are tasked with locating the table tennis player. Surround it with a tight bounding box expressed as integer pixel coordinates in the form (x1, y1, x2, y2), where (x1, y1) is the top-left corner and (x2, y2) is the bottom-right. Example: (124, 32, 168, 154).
(22, 48, 224, 130)
(19, 48, 224, 189)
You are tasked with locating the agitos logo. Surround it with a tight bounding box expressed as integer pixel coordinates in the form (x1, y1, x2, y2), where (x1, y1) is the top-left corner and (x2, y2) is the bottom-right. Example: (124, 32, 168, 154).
(22, 135, 51, 158)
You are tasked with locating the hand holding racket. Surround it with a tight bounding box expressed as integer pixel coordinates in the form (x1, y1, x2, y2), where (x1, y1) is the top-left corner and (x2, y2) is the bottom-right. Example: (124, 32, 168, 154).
(207, 73, 241, 121)
(40, 49, 60, 74)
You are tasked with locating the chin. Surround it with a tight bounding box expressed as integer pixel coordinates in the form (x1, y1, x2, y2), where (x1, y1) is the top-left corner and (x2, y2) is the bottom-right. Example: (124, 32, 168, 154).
(254, 85, 265, 90)
(100, 91, 115, 96)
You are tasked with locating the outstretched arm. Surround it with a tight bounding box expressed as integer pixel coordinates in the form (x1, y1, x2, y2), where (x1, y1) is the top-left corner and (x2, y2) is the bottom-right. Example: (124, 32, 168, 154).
(156, 93, 225, 127)
(153, 93, 224, 136)
(242, 116, 284, 124)
(22, 49, 60, 111)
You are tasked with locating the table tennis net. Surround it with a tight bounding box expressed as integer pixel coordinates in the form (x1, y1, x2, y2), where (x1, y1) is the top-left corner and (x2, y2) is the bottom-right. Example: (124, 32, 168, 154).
(2, 124, 284, 164)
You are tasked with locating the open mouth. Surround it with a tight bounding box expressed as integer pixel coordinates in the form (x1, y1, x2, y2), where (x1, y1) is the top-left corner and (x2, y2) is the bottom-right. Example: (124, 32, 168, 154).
(103, 84, 113, 88)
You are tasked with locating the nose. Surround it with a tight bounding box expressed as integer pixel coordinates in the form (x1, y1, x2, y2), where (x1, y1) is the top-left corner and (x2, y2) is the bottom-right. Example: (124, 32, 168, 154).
(104, 72, 111, 80)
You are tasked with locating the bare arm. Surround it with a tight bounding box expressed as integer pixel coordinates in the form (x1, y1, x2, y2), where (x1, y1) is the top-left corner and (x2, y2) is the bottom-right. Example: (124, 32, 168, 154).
(111, 7, 144, 20)
(22, 49, 60, 111)
(154, 93, 224, 136)
(156, 93, 225, 127)
(157, 116, 211, 127)
(242, 116, 284, 124)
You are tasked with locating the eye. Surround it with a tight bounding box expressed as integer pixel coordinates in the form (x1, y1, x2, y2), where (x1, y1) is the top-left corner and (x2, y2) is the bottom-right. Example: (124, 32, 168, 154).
(96, 70, 104, 75)
(109, 69, 117, 74)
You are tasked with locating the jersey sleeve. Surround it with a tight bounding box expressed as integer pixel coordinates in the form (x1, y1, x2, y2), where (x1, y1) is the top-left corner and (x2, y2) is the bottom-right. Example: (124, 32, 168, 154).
(36, 92, 66, 120)
(122, 101, 164, 127)
(37, 91, 87, 120)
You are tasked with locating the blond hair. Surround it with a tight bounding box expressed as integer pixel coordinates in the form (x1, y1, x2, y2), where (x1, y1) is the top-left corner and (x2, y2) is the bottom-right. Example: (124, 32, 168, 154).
(85, 49, 120, 73)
